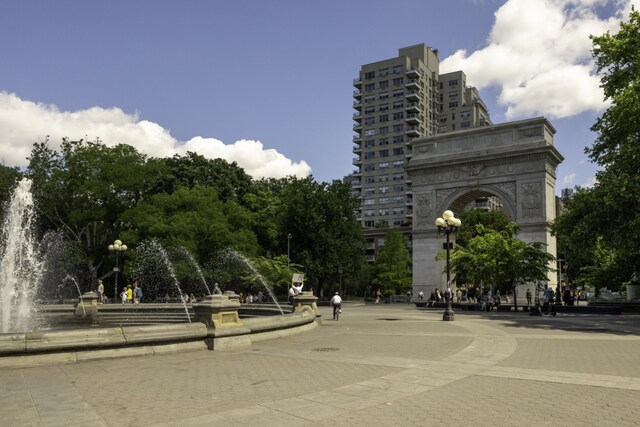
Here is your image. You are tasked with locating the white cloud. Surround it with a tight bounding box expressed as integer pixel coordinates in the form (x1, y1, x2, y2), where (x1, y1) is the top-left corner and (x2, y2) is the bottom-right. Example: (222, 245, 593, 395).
(583, 175, 597, 187)
(563, 173, 576, 185)
(441, 0, 634, 119)
(0, 92, 311, 179)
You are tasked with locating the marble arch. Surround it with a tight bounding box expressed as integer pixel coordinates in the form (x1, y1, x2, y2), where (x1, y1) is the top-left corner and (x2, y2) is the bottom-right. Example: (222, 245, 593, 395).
(405, 117, 564, 299)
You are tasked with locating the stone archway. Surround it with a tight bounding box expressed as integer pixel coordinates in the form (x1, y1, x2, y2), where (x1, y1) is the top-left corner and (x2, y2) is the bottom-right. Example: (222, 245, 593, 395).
(405, 117, 564, 300)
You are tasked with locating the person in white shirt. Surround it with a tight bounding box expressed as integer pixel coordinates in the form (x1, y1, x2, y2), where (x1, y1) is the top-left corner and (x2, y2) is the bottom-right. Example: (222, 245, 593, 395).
(330, 292, 342, 320)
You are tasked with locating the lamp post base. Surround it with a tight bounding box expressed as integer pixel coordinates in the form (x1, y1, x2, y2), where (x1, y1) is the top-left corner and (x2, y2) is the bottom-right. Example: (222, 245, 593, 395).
(442, 305, 455, 321)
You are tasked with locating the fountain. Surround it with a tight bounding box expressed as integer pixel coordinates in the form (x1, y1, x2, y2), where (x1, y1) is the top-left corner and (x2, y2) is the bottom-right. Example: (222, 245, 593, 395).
(0, 179, 44, 333)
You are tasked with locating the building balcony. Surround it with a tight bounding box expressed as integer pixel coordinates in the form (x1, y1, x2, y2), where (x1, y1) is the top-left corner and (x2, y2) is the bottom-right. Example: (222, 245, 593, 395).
(405, 91, 419, 101)
(406, 79, 420, 90)
(406, 67, 421, 78)
(353, 134, 362, 143)
(407, 126, 420, 136)
(353, 100, 362, 110)
(353, 123, 362, 132)
(353, 157, 362, 166)
(351, 179, 362, 188)
(353, 78, 362, 88)
(406, 113, 420, 124)
(353, 90, 362, 99)
(352, 169, 362, 177)
(406, 102, 419, 112)
(353, 112, 362, 122)
(353, 145, 362, 154)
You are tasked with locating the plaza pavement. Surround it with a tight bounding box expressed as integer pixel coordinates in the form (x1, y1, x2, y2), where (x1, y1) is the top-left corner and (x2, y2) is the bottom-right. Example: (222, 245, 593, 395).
(2, 303, 640, 427)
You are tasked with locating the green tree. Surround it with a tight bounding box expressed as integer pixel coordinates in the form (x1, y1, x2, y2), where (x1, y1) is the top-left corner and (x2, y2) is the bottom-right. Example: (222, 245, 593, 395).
(0, 164, 22, 208)
(372, 229, 412, 296)
(450, 223, 555, 307)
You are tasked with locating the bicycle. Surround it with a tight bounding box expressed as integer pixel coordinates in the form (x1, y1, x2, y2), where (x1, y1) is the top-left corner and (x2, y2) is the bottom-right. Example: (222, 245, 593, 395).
(332, 304, 341, 321)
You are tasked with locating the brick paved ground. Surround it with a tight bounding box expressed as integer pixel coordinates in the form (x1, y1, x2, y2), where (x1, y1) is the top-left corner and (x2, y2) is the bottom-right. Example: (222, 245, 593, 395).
(2, 304, 640, 426)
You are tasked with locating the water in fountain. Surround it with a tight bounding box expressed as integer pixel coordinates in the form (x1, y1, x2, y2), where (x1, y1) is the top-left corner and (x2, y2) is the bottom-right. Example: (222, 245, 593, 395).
(63, 275, 85, 316)
(134, 240, 191, 323)
(174, 246, 211, 296)
(0, 179, 44, 333)
(220, 249, 285, 315)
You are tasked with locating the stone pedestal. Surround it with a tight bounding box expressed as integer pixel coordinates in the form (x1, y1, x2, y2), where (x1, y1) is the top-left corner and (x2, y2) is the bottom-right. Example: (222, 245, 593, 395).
(192, 292, 243, 329)
(75, 291, 99, 325)
(292, 291, 318, 314)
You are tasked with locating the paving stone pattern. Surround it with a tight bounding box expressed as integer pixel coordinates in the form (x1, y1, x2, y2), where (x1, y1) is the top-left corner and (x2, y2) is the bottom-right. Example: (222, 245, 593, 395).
(2, 305, 640, 426)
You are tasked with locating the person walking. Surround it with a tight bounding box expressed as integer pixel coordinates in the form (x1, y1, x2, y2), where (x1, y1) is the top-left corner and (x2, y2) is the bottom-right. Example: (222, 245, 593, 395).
(375, 289, 382, 304)
(134, 282, 143, 304)
(97, 280, 104, 304)
(526, 288, 532, 306)
(330, 292, 342, 320)
(126, 285, 133, 304)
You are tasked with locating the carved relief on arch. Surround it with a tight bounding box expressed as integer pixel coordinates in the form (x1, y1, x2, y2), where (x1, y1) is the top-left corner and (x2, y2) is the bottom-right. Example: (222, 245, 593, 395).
(435, 188, 457, 213)
(416, 192, 434, 227)
(495, 181, 516, 209)
(520, 182, 542, 218)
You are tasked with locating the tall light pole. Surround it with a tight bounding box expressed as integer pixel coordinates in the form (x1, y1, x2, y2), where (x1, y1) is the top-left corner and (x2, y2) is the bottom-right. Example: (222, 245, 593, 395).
(436, 210, 461, 321)
(108, 239, 127, 303)
(287, 233, 292, 268)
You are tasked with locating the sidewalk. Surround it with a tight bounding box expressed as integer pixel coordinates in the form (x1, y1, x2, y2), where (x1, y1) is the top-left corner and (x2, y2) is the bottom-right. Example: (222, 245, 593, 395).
(2, 304, 640, 426)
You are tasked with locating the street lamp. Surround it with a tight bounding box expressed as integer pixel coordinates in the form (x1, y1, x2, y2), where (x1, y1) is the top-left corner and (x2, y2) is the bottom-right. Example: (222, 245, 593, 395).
(287, 233, 292, 268)
(435, 210, 461, 321)
(108, 239, 127, 303)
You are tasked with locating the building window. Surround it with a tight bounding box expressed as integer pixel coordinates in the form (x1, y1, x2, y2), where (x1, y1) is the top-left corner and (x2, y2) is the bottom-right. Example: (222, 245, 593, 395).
(379, 92, 389, 100)
(364, 164, 375, 171)
(379, 208, 389, 216)
(364, 129, 376, 136)
(379, 80, 388, 89)
(364, 220, 375, 227)
(393, 160, 404, 168)
(364, 187, 375, 195)
(379, 162, 389, 169)
(379, 126, 389, 134)
(378, 137, 389, 146)
(379, 197, 389, 204)
(448, 79, 459, 86)
(379, 68, 388, 76)
(393, 112, 404, 120)
(461, 121, 471, 128)
(379, 114, 389, 122)
(364, 106, 375, 114)
(449, 91, 458, 98)
(393, 101, 404, 109)
(393, 77, 404, 86)
(379, 175, 389, 182)
(364, 140, 375, 147)
(365, 176, 375, 184)
(393, 89, 404, 97)
(393, 124, 404, 132)
(393, 65, 403, 74)
(393, 185, 404, 192)
(365, 83, 375, 92)
(392, 135, 404, 144)
(392, 173, 404, 181)
(364, 152, 375, 159)
(364, 209, 375, 217)
(379, 150, 389, 157)
(364, 117, 375, 125)
(392, 207, 405, 215)
(379, 104, 389, 111)
(448, 102, 458, 108)
(393, 148, 404, 156)
(460, 111, 471, 118)
(365, 95, 375, 103)
(364, 198, 375, 205)
(379, 185, 389, 193)
(393, 195, 404, 203)
(439, 125, 448, 132)
(365, 71, 375, 79)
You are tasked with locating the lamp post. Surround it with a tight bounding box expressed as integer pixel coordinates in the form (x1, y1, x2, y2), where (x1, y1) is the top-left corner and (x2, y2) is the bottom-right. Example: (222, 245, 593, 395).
(436, 210, 461, 321)
(108, 239, 127, 303)
(287, 233, 292, 268)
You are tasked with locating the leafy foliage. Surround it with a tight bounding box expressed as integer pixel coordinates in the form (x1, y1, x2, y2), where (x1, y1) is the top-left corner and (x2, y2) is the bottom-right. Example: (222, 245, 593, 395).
(371, 229, 412, 295)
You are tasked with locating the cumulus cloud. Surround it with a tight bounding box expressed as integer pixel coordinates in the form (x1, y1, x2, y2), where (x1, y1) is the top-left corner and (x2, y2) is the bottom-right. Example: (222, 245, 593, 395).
(0, 92, 311, 179)
(441, 0, 637, 119)
(563, 173, 576, 186)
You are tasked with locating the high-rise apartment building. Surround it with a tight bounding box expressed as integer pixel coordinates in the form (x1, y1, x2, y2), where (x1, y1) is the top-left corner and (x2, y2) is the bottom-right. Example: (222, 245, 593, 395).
(350, 44, 491, 260)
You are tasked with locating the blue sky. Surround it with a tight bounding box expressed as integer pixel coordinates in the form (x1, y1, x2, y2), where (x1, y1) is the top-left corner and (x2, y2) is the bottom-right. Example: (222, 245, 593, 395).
(0, 0, 637, 190)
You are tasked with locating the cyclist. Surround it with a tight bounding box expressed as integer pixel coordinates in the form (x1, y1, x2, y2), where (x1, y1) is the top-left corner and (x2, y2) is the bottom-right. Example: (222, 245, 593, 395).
(330, 292, 342, 320)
